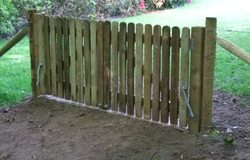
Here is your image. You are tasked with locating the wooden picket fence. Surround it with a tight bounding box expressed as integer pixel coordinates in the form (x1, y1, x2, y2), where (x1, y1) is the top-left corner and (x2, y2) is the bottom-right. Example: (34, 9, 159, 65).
(28, 10, 217, 132)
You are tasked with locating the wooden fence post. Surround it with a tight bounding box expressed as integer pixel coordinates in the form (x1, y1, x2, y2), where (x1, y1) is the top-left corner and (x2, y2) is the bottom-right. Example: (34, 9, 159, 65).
(28, 9, 37, 96)
(201, 18, 217, 131)
(189, 27, 205, 132)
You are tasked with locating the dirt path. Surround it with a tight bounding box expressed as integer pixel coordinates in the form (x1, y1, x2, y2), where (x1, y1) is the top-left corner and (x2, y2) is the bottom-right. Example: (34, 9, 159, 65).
(0, 91, 249, 160)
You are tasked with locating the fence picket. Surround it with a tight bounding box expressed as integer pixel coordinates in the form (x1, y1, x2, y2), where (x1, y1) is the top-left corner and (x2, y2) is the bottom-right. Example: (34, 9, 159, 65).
(76, 19, 84, 103)
(119, 22, 126, 113)
(56, 17, 64, 98)
(179, 27, 190, 127)
(144, 24, 152, 120)
(135, 23, 143, 118)
(28, 10, 37, 96)
(36, 14, 46, 94)
(189, 27, 205, 132)
(84, 20, 91, 105)
(161, 26, 170, 123)
(152, 25, 161, 121)
(127, 23, 135, 115)
(90, 21, 98, 106)
(97, 21, 104, 107)
(33, 14, 42, 95)
(63, 18, 70, 100)
(103, 21, 111, 109)
(50, 17, 57, 97)
(111, 21, 118, 111)
(70, 19, 77, 101)
(44, 16, 51, 95)
(170, 27, 180, 125)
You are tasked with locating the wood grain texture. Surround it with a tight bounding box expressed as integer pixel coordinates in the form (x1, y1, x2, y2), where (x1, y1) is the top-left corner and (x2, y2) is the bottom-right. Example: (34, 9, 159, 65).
(70, 18, 77, 101)
(144, 24, 152, 120)
(63, 18, 70, 100)
(84, 20, 91, 105)
(127, 23, 135, 115)
(119, 22, 126, 113)
(152, 25, 161, 121)
(76, 19, 84, 103)
(170, 27, 180, 125)
(201, 18, 217, 131)
(111, 21, 118, 111)
(103, 21, 111, 108)
(36, 14, 45, 94)
(28, 10, 37, 96)
(179, 27, 190, 127)
(44, 16, 51, 95)
(189, 27, 205, 132)
(50, 17, 57, 97)
(56, 17, 64, 98)
(161, 26, 170, 123)
(97, 21, 104, 107)
(135, 23, 143, 118)
(90, 21, 98, 106)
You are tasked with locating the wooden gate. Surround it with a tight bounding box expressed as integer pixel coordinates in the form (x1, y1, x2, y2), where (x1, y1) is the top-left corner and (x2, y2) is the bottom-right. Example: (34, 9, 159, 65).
(28, 10, 217, 132)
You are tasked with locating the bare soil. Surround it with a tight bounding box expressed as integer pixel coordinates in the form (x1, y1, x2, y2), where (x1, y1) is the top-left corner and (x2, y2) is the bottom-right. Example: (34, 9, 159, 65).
(0, 91, 250, 160)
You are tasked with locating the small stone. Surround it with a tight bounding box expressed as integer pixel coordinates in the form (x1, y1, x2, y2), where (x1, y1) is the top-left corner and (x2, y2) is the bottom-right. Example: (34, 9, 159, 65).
(28, 120, 34, 123)
(79, 112, 85, 116)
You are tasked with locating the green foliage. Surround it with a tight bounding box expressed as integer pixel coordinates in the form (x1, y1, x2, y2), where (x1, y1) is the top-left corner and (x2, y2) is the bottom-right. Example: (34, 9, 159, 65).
(164, 0, 187, 8)
(223, 137, 234, 145)
(0, 0, 18, 37)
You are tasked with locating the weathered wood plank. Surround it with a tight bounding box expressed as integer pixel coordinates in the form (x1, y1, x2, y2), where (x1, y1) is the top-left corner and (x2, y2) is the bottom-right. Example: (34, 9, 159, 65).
(152, 25, 161, 121)
(170, 27, 180, 125)
(127, 23, 135, 115)
(28, 10, 37, 96)
(90, 21, 98, 106)
(111, 21, 118, 111)
(50, 17, 57, 97)
(44, 16, 51, 95)
(33, 14, 42, 95)
(97, 21, 104, 107)
(179, 27, 190, 127)
(70, 18, 77, 101)
(201, 18, 217, 131)
(189, 27, 205, 132)
(36, 14, 45, 94)
(135, 23, 143, 118)
(119, 22, 126, 113)
(161, 26, 170, 123)
(84, 20, 91, 105)
(63, 18, 70, 100)
(56, 17, 63, 98)
(76, 19, 84, 103)
(103, 21, 111, 109)
(144, 24, 152, 120)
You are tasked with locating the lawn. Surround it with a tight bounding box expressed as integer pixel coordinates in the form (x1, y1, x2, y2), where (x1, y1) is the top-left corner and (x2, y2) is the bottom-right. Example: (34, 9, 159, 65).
(0, 0, 250, 106)
(0, 37, 31, 106)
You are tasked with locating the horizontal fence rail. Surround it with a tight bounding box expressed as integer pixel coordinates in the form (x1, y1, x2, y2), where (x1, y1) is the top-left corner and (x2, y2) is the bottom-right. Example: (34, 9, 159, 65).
(29, 10, 217, 132)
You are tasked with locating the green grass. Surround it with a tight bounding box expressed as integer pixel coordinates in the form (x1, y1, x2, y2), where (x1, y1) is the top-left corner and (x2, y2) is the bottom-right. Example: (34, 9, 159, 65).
(117, 0, 250, 96)
(0, 37, 32, 107)
(0, 0, 250, 107)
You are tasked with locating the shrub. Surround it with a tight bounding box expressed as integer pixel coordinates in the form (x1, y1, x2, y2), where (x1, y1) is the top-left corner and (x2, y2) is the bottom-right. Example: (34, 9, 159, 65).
(0, 0, 18, 38)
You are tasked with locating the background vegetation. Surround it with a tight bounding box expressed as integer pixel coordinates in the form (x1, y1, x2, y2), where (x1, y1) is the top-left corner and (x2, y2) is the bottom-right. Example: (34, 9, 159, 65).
(0, 0, 188, 38)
